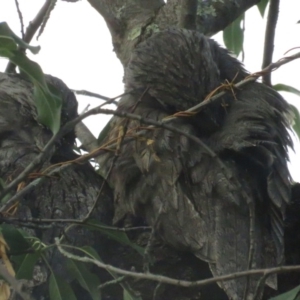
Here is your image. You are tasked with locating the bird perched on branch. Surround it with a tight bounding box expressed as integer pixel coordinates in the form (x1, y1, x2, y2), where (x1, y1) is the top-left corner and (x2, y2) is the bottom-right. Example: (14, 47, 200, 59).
(98, 28, 292, 299)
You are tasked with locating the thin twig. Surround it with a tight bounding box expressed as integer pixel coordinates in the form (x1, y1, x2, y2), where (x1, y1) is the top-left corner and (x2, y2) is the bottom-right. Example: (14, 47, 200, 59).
(56, 237, 300, 289)
(72, 89, 127, 106)
(98, 276, 126, 290)
(82, 161, 114, 222)
(153, 282, 162, 300)
(0, 216, 150, 231)
(252, 272, 270, 300)
(261, 0, 280, 86)
(14, 0, 25, 39)
(6, 0, 54, 73)
(36, 0, 57, 40)
(143, 205, 163, 273)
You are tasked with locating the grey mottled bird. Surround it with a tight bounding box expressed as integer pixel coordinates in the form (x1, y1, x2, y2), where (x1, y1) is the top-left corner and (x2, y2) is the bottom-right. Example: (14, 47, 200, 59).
(98, 28, 292, 299)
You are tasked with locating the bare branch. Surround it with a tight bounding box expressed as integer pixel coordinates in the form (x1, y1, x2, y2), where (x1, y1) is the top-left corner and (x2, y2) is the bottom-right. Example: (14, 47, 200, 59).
(1, 216, 150, 232)
(6, 0, 54, 73)
(14, 0, 25, 39)
(36, 0, 58, 40)
(262, 0, 280, 86)
(56, 237, 300, 289)
(72, 89, 119, 105)
(75, 122, 98, 152)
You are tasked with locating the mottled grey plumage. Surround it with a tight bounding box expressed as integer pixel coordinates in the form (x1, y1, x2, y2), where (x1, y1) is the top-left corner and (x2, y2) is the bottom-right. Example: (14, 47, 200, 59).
(98, 28, 292, 299)
(0, 73, 78, 177)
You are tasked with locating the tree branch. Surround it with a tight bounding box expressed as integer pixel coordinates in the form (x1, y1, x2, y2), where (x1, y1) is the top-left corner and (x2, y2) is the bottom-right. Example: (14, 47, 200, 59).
(14, 0, 25, 39)
(261, 0, 280, 86)
(6, 0, 54, 73)
(75, 122, 98, 152)
(2, 50, 299, 210)
(87, 0, 260, 66)
(56, 237, 300, 289)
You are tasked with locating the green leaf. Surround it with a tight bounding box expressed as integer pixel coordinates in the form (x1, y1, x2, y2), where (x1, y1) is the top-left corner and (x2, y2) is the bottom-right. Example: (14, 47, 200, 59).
(269, 284, 300, 300)
(82, 246, 142, 300)
(66, 259, 101, 300)
(11, 52, 62, 133)
(273, 84, 300, 97)
(273, 84, 300, 140)
(97, 117, 113, 144)
(123, 289, 143, 300)
(289, 104, 300, 141)
(0, 23, 62, 134)
(0, 178, 12, 203)
(84, 220, 145, 257)
(49, 273, 77, 300)
(257, 0, 269, 17)
(0, 22, 40, 54)
(0, 224, 30, 251)
(12, 252, 41, 280)
(0, 36, 18, 54)
(81, 245, 102, 260)
(223, 14, 245, 57)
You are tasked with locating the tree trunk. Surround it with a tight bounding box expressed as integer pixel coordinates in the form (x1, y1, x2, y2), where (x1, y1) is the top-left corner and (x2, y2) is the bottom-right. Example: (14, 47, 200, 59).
(1, 1, 300, 299)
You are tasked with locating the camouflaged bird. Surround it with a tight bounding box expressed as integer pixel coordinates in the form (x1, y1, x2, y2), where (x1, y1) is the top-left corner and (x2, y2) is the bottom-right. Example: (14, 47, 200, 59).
(98, 28, 292, 299)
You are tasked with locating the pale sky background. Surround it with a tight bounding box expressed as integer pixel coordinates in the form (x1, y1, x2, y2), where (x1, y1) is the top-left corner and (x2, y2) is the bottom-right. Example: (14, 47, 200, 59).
(0, 0, 300, 181)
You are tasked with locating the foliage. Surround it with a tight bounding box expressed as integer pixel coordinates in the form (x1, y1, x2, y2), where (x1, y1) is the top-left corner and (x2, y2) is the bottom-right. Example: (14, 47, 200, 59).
(0, 22, 62, 134)
(1, 1, 300, 300)
(0, 223, 146, 300)
(223, 13, 245, 57)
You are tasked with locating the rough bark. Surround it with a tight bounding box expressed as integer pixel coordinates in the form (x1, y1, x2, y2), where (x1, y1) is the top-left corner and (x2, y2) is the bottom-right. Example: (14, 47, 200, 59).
(1, 0, 300, 299)
(87, 0, 260, 65)
(0, 72, 229, 299)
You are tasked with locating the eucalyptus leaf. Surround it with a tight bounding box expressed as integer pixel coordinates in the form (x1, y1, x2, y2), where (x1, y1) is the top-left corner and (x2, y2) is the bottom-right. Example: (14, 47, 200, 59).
(12, 252, 41, 280)
(82, 246, 142, 300)
(0, 36, 18, 53)
(84, 220, 145, 257)
(0, 178, 12, 203)
(97, 117, 113, 144)
(66, 258, 101, 300)
(0, 22, 40, 54)
(123, 289, 143, 300)
(269, 284, 300, 300)
(49, 273, 77, 300)
(273, 83, 300, 97)
(289, 104, 300, 141)
(0, 23, 62, 134)
(0, 224, 30, 251)
(272, 83, 300, 140)
(223, 14, 245, 57)
(0, 48, 62, 134)
(257, 0, 269, 17)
